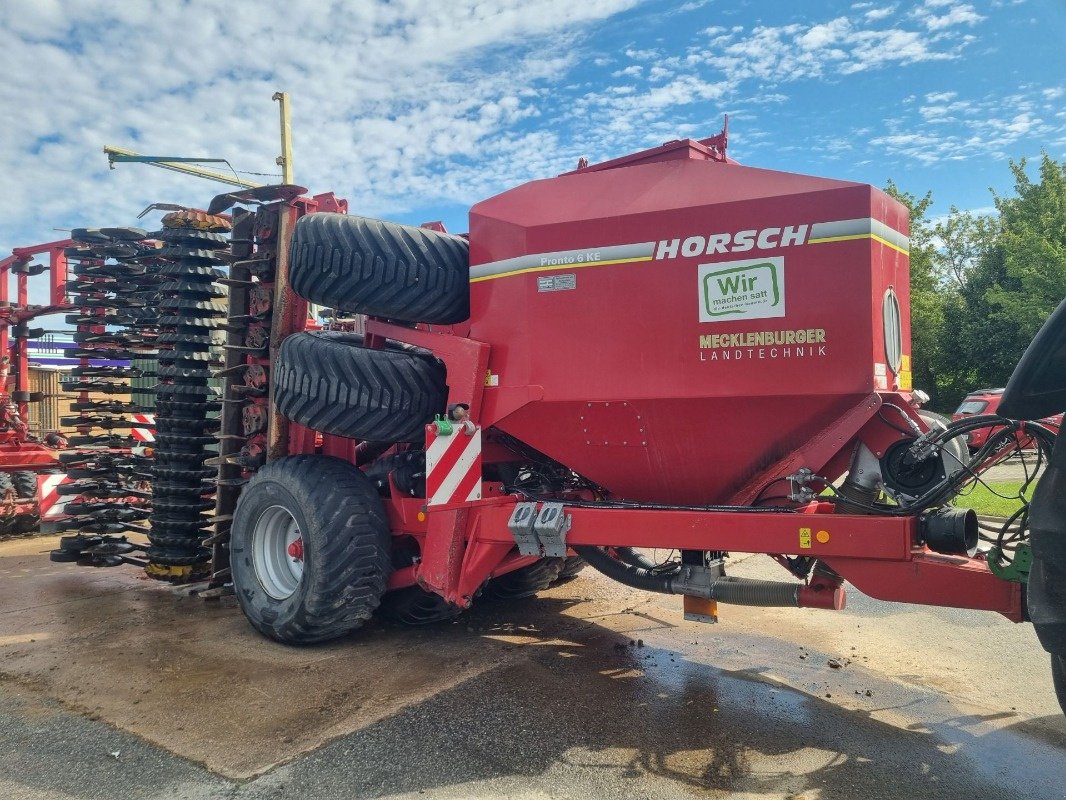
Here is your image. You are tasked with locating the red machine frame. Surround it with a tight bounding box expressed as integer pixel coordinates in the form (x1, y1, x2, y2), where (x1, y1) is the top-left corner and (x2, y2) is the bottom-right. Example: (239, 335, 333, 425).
(211, 148, 1024, 627)
(275, 309, 1023, 623)
(0, 240, 72, 469)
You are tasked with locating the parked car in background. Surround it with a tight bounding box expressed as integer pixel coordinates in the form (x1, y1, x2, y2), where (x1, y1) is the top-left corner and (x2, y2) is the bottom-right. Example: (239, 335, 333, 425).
(953, 387, 1063, 450)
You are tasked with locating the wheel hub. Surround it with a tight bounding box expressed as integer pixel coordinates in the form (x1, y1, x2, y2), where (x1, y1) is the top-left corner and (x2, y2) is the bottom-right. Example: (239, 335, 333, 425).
(251, 505, 304, 600)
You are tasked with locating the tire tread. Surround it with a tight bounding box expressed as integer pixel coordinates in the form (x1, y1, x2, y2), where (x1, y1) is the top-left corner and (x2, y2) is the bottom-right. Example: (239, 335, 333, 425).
(231, 456, 392, 644)
(289, 213, 469, 324)
(274, 332, 446, 442)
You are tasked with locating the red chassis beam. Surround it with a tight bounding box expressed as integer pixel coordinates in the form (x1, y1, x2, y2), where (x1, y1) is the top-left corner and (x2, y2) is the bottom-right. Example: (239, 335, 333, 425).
(0, 442, 61, 471)
(393, 496, 1022, 622)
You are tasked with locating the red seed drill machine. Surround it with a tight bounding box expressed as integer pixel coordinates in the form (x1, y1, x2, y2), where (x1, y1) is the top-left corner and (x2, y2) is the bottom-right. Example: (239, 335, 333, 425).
(52, 127, 1066, 711)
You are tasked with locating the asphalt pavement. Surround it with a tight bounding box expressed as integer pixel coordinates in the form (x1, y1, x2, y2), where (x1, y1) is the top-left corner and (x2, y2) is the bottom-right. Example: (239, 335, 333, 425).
(1, 538, 1063, 799)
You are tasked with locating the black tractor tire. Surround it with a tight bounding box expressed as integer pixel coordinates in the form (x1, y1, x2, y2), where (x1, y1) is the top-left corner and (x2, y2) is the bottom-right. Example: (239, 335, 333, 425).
(274, 331, 447, 442)
(377, 586, 464, 626)
(554, 555, 587, 584)
(289, 213, 469, 324)
(230, 456, 392, 645)
(12, 472, 37, 500)
(1053, 654, 1066, 716)
(482, 558, 564, 601)
(13, 514, 39, 534)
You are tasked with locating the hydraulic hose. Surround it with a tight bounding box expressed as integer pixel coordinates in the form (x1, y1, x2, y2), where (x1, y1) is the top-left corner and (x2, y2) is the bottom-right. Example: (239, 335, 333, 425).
(834, 481, 880, 515)
(574, 545, 676, 593)
(614, 546, 660, 570)
(574, 546, 803, 607)
(826, 416, 1057, 516)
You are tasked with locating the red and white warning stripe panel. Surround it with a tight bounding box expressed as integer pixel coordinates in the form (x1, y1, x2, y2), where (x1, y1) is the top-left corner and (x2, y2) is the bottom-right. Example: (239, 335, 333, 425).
(131, 413, 155, 443)
(425, 420, 482, 506)
(39, 473, 72, 520)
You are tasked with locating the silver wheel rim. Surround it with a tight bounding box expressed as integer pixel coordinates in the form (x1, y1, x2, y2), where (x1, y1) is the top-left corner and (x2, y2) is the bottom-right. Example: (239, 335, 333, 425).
(252, 505, 304, 600)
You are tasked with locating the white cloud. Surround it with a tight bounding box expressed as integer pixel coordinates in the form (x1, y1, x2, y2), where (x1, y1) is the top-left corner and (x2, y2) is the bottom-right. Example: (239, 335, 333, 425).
(870, 86, 1059, 165)
(690, 13, 965, 84)
(0, 0, 1051, 256)
(796, 17, 851, 49)
(574, 72, 726, 140)
(913, 1, 985, 30)
(864, 5, 897, 21)
(624, 48, 661, 60)
(0, 0, 640, 244)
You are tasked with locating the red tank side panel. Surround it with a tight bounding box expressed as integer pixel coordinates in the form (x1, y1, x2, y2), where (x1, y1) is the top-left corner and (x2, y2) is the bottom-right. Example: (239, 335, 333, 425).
(467, 157, 911, 504)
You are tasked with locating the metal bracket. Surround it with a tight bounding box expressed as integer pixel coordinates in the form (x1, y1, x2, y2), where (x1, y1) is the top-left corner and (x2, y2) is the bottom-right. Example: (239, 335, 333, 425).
(670, 561, 726, 597)
(507, 501, 572, 557)
(507, 502, 541, 556)
(534, 502, 570, 558)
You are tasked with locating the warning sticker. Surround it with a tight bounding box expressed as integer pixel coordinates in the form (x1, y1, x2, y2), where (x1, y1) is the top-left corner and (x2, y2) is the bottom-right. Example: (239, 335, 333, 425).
(537, 274, 577, 292)
(799, 527, 812, 549)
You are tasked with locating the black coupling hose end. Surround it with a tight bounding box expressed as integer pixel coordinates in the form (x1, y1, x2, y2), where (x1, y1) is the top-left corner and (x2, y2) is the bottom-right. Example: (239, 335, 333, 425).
(921, 506, 978, 556)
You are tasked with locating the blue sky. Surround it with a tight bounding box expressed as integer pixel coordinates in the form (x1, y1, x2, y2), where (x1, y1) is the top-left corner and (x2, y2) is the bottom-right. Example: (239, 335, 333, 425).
(1, 0, 1063, 259)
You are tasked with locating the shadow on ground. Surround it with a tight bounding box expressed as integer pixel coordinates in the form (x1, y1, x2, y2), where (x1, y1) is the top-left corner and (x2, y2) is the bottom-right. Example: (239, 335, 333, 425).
(239, 595, 1066, 800)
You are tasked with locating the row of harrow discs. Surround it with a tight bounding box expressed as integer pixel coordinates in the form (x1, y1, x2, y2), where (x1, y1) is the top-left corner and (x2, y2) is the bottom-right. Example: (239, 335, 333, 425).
(48, 212, 229, 582)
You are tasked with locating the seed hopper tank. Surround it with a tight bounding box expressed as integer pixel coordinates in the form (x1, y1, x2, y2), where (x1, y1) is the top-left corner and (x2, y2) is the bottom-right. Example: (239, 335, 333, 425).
(468, 138, 912, 504)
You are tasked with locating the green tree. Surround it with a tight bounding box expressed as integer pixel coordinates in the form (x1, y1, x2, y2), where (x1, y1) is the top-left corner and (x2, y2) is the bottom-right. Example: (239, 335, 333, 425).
(887, 153, 1066, 410)
(932, 207, 998, 405)
(884, 180, 947, 406)
(933, 207, 998, 290)
(953, 242, 1026, 391)
(986, 154, 1066, 343)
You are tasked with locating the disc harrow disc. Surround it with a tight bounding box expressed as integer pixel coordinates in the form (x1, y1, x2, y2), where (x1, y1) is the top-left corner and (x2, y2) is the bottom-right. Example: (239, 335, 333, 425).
(157, 263, 226, 278)
(154, 228, 229, 247)
(149, 516, 213, 533)
(153, 465, 217, 481)
(160, 210, 231, 232)
(154, 399, 222, 414)
(144, 547, 211, 566)
(150, 498, 216, 514)
(152, 481, 216, 497)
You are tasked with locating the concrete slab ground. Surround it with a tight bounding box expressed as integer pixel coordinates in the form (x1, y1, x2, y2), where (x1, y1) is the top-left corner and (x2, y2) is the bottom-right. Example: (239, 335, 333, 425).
(1, 535, 1064, 799)
(0, 535, 503, 778)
